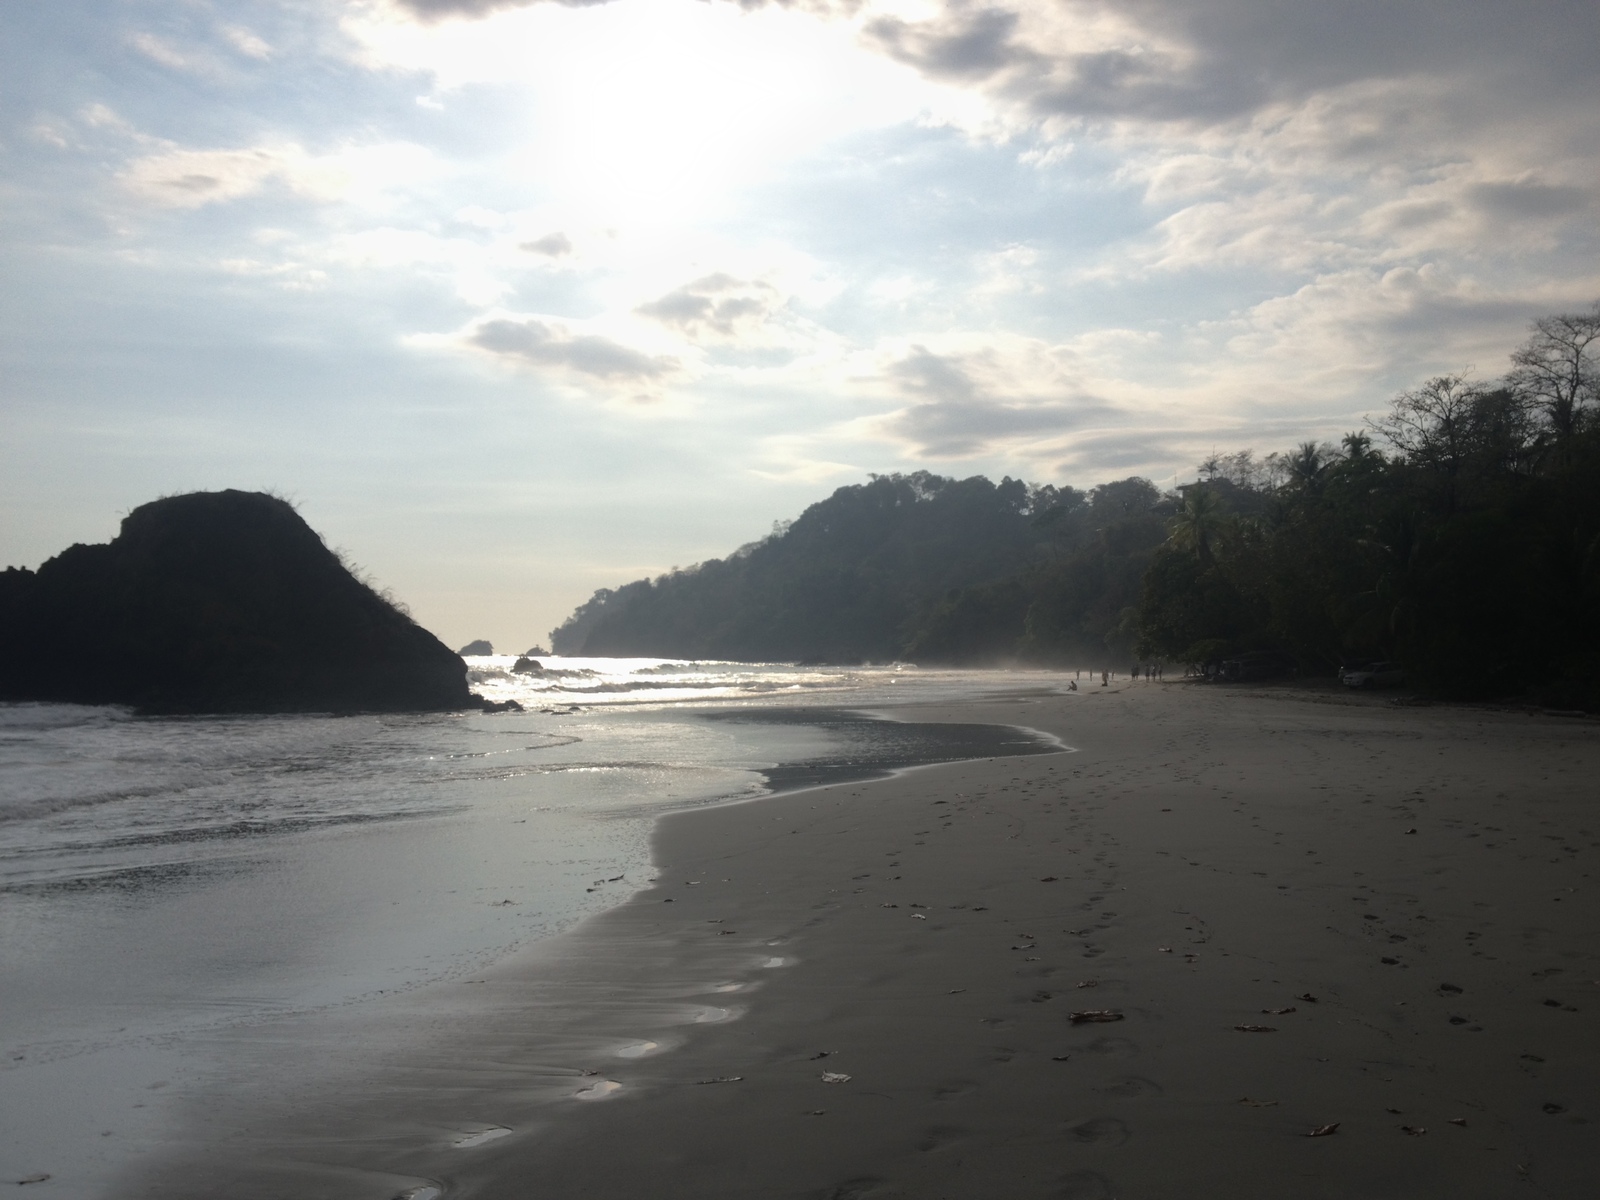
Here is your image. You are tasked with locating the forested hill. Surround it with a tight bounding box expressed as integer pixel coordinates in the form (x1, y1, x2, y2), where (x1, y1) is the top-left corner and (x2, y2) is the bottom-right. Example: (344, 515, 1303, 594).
(550, 472, 1158, 663)
(554, 301, 1600, 705)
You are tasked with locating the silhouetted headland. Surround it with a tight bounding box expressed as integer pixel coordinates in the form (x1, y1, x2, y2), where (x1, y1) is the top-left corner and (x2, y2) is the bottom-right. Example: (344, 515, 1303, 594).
(0, 490, 480, 714)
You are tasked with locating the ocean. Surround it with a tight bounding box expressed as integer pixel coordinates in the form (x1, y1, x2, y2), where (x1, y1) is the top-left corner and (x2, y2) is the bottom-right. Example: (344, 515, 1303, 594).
(0, 658, 1072, 1194)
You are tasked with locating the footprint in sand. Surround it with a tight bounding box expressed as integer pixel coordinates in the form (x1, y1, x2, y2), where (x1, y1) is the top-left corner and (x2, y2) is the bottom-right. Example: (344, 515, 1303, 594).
(1097, 1076, 1162, 1098)
(1058, 1170, 1118, 1200)
(1079, 1036, 1138, 1059)
(1068, 1117, 1130, 1146)
(574, 1080, 623, 1101)
(828, 1177, 889, 1199)
(916, 1125, 968, 1152)
(452, 1127, 513, 1148)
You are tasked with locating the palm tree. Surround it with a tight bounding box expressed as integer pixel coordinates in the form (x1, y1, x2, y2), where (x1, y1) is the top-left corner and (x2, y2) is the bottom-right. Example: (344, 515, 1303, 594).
(1169, 486, 1229, 566)
(1290, 441, 1325, 487)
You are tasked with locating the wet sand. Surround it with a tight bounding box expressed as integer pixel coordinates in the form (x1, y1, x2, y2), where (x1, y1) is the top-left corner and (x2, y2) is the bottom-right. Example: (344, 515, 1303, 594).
(125, 683, 1599, 1200)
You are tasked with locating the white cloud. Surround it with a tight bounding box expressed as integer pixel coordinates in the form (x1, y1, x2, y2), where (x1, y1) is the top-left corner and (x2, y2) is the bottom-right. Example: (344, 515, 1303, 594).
(128, 32, 199, 72)
(459, 312, 681, 391)
(220, 25, 273, 60)
(117, 140, 438, 210)
(519, 232, 573, 258)
(635, 274, 784, 340)
(847, 333, 1121, 459)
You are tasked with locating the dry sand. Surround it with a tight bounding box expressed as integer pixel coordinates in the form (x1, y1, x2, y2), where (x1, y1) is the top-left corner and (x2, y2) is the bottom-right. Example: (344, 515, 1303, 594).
(129, 682, 1599, 1200)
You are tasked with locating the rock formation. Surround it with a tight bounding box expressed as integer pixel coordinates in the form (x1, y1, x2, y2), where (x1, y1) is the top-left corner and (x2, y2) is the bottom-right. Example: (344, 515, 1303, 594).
(0, 490, 476, 714)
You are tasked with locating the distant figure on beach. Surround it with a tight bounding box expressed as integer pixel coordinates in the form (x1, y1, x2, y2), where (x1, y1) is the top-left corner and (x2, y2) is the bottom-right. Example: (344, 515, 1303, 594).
(1101, 670, 1109, 686)
(1067, 679, 1077, 691)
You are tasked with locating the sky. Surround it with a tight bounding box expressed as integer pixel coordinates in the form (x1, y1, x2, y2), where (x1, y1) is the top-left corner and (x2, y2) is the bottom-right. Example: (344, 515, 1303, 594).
(2, 0, 1597, 650)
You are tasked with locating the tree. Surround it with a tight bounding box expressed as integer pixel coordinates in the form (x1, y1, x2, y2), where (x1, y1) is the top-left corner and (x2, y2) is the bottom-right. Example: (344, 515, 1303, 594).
(1168, 485, 1229, 565)
(1508, 302, 1600, 448)
(1341, 431, 1373, 460)
(1376, 374, 1497, 512)
(1287, 441, 1331, 491)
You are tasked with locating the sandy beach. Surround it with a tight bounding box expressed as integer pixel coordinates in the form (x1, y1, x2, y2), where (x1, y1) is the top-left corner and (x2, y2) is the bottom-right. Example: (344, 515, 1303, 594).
(125, 682, 1599, 1200)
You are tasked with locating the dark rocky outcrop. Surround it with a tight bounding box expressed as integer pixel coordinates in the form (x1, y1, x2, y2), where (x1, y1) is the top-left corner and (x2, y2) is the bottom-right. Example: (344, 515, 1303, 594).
(0, 490, 475, 714)
(458, 639, 494, 656)
(511, 656, 543, 674)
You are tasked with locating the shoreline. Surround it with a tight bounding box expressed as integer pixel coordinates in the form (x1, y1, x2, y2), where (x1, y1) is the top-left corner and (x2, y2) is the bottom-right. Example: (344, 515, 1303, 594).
(121, 683, 1599, 1199)
(0, 699, 1058, 1200)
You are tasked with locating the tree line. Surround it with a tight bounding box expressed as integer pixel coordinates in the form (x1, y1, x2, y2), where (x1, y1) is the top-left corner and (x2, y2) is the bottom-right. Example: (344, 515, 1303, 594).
(551, 303, 1599, 707)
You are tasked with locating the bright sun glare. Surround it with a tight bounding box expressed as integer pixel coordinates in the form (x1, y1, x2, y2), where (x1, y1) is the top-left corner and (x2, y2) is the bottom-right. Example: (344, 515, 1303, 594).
(347, 0, 942, 226)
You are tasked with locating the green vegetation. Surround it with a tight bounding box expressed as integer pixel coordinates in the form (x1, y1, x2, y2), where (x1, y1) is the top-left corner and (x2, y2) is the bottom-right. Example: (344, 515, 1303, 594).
(553, 473, 1077, 662)
(552, 303, 1600, 706)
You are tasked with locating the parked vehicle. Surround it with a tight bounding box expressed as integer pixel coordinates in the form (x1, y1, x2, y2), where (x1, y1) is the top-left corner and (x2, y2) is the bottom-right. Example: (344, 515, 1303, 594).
(1217, 650, 1297, 682)
(1340, 661, 1405, 688)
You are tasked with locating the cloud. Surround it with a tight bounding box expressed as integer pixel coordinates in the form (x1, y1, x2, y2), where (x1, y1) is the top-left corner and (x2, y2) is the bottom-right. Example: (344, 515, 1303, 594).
(1468, 180, 1588, 221)
(873, 344, 1118, 457)
(468, 316, 679, 383)
(519, 232, 574, 257)
(856, 1, 1599, 131)
(386, 0, 855, 20)
(128, 32, 199, 72)
(1052, 429, 1192, 474)
(128, 25, 272, 76)
(635, 274, 782, 339)
(119, 145, 304, 208)
(221, 26, 273, 60)
(863, 4, 1210, 124)
(388, 0, 612, 21)
(117, 140, 436, 210)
